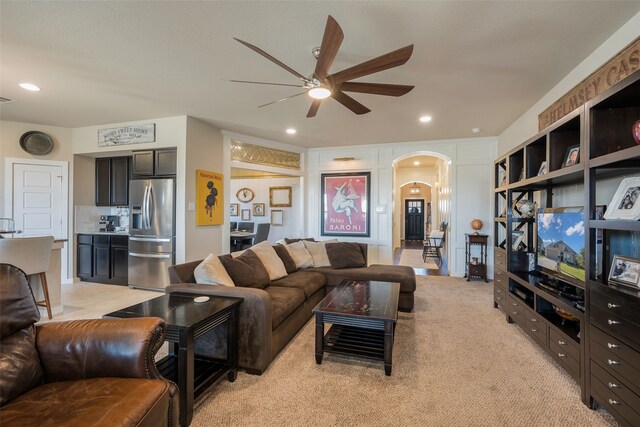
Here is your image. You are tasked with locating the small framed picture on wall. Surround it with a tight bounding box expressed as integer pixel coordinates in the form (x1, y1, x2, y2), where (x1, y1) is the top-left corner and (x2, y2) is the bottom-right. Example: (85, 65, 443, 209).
(230, 203, 239, 217)
(241, 209, 251, 221)
(271, 209, 284, 226)
(253, 203, 265, 216)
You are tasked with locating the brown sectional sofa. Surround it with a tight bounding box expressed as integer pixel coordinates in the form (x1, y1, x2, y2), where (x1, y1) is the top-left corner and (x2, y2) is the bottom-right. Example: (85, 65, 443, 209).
(167, 242, 415, 374)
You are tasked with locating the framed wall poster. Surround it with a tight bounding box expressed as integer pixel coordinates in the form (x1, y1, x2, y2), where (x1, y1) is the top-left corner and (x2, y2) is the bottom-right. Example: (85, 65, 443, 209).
(241, 209, 251, 221)
(603, 177, 640, 220)
(195, 169, 223, 226)
(230, 203, 239, 217)
(271, 209, 284, 226)
(252, 203, 265, 216)
(321, 172, 370, 237)
(269, 186, 292, 207)
(563, 145, 580, 167)
(98, 123, 155, 146)
(608, 255, 640, 290)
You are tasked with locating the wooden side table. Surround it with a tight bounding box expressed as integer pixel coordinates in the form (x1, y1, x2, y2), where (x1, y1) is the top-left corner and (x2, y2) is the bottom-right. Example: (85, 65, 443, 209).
(465, 233, 488, 282)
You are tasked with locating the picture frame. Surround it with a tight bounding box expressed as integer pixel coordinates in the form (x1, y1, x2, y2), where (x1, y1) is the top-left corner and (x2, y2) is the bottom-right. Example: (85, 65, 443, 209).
(241, 209, 250, 221)
(320, 171, 371, 237)
(512, 230, 525, 251)
(270, 209, 284, 226)
(537, 161, 547, 176)
(252, 203, 265, 216)
(195, 169, 223, 226)
(603, 177, 640, 220)
(563, 145, 580, 167)
(519, 167, 525, 181)
(269, 186, 292, 207)
(499, 175, 507, 187)
(608, 254, 640, 290)
(230, 203, 239, 217)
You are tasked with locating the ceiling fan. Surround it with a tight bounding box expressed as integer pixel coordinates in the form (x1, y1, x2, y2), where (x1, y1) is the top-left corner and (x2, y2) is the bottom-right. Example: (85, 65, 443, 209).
(230, 15, 414, 117)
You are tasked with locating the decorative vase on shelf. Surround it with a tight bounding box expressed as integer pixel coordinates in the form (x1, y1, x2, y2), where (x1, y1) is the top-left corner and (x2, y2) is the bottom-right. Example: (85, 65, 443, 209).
(633, 120, 640, 145)
(513, 199, 537, 218)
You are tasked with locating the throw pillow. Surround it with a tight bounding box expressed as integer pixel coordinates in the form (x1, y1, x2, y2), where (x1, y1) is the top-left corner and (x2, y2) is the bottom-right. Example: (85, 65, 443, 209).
(325, 242, 366, 269)
(303, 239, 338, 267)
(219, 251, 270, 289)
(230, 249, 247, 258)
(284, 237, 316, 244)
(273, 244, 298, 274)
(285, 241, 313, 269)
(193, 253, 235, 286)
(249, 241, 288, 281)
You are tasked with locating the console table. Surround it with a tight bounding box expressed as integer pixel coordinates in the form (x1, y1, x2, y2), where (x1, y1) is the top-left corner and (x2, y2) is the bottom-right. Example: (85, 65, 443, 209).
(465, 233, 488, 282)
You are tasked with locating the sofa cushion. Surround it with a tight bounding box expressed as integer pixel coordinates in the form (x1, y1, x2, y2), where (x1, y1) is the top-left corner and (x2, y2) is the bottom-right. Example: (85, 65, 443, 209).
(270, 271, 326, 298)
(193, 253, 235, 286)
(263, 286, 305, 328)
(303, 240, 338, 267)
(325, 242, 367, 269)
(310, 264, 416, 293)
(0, 326, 43, 406)
(285, 241, 313, 269)
(249, 241, 288, 281)
(219, 251, 270, 289)
(273, 244, 298, 274)
(284, 237, 315, 244)
(0, 377, 169, 426)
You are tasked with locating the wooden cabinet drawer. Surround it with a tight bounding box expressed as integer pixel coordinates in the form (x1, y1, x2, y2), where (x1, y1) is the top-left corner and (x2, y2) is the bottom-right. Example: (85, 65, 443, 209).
(591, 286, 640, 344)
(494, 268, 507, 290)
(591, 304, 640, 350)
(494, 286, 506, 304)
(549, 328, 580, 361)
(495, 250, 507, 270)
(590, 325, 640, 397)
(93, 235, 110, 246)
(550, 338, 580, 379)
(111, 235, 129, 247)
(525, 314, 547, 346)
(77, 234, 93, 244)
(507, 296, 526, 326)
(591, 361, 640, 427)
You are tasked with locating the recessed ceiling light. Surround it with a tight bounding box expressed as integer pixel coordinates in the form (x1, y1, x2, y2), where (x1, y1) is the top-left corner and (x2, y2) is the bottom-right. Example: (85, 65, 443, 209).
(472, 127, 481, 133)
(286, 128, 296, 135)
(19, 82, 40, 92)
(413, 161, 420, 166)
(419, 115, 432, 123)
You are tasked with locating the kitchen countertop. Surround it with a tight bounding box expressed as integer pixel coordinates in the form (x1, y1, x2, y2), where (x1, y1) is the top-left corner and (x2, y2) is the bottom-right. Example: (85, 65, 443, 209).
(76, 231, 130, 236)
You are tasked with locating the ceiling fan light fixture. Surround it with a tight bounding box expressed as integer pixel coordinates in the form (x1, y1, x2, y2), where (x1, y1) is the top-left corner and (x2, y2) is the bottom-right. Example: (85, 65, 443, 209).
(308, 87, 332, 99)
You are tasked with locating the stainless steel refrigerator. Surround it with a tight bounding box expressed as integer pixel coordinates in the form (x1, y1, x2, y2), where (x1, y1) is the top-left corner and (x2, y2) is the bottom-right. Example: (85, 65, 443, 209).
(128, 178, 175, 290)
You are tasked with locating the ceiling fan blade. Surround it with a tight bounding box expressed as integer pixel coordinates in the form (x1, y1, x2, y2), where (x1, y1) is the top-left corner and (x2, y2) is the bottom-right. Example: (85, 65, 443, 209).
(234, 38, 307, 80)
(224, 79, 303, 88)
(257, 92, 307, 108)
(330, 44, 414, 84)
(314, 15, 344, 79)
(331, 91, 371, 115)
(340, 82, 414, 96)
(307, 99, 321, 118)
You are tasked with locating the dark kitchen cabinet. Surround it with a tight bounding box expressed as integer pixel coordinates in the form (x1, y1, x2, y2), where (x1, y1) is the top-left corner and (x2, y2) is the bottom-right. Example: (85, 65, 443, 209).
(95, 156, 130, 206)
(132, 149, 176, 178)
(77, 234, 128, 285)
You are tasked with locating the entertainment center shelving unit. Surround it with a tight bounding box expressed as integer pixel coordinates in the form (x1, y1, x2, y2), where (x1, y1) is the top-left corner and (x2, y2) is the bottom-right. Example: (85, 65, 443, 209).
(493, 70, 640, 427)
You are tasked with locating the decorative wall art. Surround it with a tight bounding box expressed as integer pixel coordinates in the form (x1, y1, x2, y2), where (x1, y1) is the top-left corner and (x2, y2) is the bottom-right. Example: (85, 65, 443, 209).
(241, 209, 251, 221)
(236, 187, 255, 203)
(253, 203, 265, 216)
(320, 172, 370, 237)
(230, 203, 239, 217)
(269, 186, 292, 207)
(603, 177, 640, 220)
(271, 209, 284, 226)
(98, 123, 155, 146)
(195, 169, 223, 226)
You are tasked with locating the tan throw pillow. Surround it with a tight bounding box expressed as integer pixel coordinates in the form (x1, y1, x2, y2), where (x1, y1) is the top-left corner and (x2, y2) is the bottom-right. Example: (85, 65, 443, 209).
(303, 239, 338, 267)
(194, 253, 235, 286)
(325, 242, 366, 269)
(249, 241, 288, 281)
(219, 251, 270, 289)
(230, 249, 247, 258)
(285, 241, 313, 269)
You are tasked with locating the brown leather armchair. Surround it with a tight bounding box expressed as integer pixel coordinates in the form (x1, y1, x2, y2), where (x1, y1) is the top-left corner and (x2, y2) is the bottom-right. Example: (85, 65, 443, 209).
(0, 263, 179, 426)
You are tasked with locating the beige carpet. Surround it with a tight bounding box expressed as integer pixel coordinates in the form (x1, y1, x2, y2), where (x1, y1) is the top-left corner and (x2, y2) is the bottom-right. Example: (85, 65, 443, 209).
(191, 276, 616, 426)
(399, 248, 439, 269)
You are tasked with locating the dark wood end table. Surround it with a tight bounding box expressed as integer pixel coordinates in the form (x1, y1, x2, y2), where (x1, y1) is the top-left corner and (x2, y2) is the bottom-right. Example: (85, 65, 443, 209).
(104, 293, 242, 426)
(312, 280, 400, 376)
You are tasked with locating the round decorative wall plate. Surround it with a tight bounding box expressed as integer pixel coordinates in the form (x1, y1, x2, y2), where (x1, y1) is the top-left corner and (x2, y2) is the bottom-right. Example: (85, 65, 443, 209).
(19, 131, 53, 155)
(236, 187, 255, 203)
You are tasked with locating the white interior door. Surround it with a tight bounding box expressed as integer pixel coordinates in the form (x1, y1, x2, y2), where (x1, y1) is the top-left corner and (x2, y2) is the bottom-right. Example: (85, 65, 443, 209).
(13, 163, 63, 238)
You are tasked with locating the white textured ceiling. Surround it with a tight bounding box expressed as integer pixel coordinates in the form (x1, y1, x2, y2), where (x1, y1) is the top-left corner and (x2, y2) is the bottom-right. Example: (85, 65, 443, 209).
(1, 1, 639, 148)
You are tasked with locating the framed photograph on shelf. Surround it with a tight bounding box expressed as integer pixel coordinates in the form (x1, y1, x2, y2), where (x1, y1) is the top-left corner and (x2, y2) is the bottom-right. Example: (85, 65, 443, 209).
(320, 171, 370, 237)
(537, 161, 547, 176)
(512, 230, 525, 251)
(230, 203, 239, 217)
(608, 255, 640, 290)
(269, 186, 292, 207)
(270, 209, 284, 226)
(603, 177, 640, 220)
(241, 209, 250, 221)
(499, 175, 507, 187)
(562, 145, 580, 167)
(252, 203, 265, 216)
(519, 168, 525, 181)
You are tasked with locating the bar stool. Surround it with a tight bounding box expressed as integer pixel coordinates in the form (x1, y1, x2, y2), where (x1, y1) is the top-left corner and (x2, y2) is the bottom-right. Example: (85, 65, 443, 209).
(0, 236, 55, 319)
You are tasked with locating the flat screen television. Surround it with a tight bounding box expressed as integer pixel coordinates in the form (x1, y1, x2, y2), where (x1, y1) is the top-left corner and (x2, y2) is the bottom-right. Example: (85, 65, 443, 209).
(536, 207, 585, 286)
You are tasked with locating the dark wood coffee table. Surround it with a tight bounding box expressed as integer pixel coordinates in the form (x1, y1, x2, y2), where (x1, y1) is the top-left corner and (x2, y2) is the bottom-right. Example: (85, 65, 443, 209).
(104, 293, 242, 426)
(312, 280, 400, 376)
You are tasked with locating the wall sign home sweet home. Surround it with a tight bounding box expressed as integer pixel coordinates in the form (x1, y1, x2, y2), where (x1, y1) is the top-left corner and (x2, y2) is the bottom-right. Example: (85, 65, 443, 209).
(539, 36, 640, 131)
(98, 123, 156, 146)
